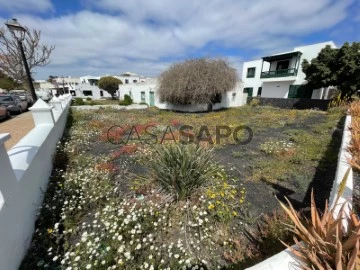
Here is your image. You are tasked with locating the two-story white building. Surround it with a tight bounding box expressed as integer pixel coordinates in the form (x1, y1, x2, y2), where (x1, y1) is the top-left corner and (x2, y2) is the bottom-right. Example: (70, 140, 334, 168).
(242, 41, 336, 99)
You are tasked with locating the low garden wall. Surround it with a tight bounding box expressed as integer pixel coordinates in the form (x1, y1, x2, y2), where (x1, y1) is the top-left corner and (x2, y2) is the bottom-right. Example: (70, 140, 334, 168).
(247, 97, 331, 111)
(0, 94, 72, 270)
(246, 113, 353, 270)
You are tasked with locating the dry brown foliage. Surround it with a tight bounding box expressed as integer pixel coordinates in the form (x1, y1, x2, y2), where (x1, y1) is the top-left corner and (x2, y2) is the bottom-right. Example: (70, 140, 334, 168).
(279, 174, 360, 270)
(0, 25, 54, 82)
(349, 101, 360, 171)
(158, 58, 238, 105)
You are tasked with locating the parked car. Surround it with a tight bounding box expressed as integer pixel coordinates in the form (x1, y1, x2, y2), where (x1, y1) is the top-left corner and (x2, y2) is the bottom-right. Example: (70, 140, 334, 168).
(10, 91, 34, 108)
(0, 105, 10, 120)
(0, 94, 28, 114)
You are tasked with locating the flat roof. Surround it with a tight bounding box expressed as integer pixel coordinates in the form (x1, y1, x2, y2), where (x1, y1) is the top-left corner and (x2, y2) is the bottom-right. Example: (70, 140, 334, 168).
(262, 51, 302, 62)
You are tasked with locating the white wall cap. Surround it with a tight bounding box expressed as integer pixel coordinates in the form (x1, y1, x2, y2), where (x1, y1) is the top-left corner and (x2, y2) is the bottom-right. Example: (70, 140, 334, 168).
(50, 96, 61, 102)
(0, 133, 11, 145)
(29, 99, 53, 111)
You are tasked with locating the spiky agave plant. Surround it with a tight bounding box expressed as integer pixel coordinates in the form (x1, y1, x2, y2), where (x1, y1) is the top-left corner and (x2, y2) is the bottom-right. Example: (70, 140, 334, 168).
(147, 144, 221, 201)
(279, 169, 360, 270)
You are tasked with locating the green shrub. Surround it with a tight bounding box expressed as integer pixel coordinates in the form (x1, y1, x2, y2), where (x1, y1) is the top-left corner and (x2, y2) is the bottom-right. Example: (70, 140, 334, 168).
(146, 144, 219, 201)
(72, 98, 85, 106)
(119, 94, 133, 106)
(86, 97, 92, 101)
(249, 98, 261, 107)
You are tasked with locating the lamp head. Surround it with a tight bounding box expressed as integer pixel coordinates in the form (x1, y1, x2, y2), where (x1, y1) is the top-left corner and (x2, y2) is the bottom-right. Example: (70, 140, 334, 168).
(5, 18, 26, 41)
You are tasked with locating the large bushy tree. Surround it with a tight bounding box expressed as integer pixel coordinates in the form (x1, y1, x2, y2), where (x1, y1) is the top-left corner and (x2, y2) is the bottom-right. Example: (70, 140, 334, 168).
(302, 42, 360, 99)
(98, 76, 122, 99)
(158, 58, 238, 108)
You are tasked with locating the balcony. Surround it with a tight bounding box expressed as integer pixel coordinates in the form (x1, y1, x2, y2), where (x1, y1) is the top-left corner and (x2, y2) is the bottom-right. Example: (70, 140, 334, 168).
(260, 68, 298, 79)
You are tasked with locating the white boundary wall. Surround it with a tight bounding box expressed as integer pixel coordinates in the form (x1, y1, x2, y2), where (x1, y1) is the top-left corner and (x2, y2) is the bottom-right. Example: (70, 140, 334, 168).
(246, 114, 353, 270)
(0, 94, 72, 270)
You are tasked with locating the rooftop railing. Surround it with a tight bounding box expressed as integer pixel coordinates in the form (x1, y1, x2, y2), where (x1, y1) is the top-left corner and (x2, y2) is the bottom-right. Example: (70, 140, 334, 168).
(260, 68, 297, 78)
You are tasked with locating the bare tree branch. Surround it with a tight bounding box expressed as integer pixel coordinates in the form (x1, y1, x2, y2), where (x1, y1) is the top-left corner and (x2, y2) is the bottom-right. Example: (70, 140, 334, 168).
(0, 26, 55, 84)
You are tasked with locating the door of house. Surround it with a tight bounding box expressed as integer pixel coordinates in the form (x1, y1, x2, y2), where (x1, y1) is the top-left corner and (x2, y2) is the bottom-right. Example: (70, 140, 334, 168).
(149, 92, 155, 106)
(243, 87, 253, 97)
(276, 60, 290, 70)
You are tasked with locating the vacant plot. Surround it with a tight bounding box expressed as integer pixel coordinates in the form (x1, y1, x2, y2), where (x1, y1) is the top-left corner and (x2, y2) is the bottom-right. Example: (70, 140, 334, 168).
(21, 106, 345, 269)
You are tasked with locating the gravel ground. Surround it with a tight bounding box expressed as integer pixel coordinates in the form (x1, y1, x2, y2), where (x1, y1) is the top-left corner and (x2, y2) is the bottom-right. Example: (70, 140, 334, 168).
(0, 111, 35, 150)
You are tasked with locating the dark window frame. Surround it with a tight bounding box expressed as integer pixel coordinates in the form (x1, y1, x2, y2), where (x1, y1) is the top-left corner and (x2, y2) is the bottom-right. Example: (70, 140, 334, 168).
(83, 90, 93, 96)
(246, 67, 256, 78)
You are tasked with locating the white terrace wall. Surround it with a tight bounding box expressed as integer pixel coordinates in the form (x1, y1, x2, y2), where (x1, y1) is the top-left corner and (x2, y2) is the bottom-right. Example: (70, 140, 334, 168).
(0, 94, 72, 270)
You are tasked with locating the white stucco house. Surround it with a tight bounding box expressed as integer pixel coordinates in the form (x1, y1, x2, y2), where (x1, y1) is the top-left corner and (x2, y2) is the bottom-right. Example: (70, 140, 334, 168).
(72, 72, 149, 99)
(35, 80, 57, 91)
(35, 73, 147, 100)
(36, 71, 246, 110)
(118, 78, 246, 111)
(242, 41, 336, 99)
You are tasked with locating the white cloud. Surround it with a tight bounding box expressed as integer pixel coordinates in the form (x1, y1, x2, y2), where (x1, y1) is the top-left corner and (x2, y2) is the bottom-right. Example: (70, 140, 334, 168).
(1, 0, 353, 79)
(0, 0, 53, 13)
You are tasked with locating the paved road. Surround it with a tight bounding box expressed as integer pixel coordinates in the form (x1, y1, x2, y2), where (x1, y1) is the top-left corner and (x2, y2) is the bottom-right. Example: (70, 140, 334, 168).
(0, 112, 35, 150)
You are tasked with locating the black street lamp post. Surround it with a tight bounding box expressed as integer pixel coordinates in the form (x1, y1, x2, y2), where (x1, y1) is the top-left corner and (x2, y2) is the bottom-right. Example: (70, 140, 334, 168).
(5, 18, 37, 102)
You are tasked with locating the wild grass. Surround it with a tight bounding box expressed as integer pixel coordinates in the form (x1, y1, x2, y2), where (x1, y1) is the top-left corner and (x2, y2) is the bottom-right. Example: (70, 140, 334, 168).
(252, 108, 344, 184)
(21, 106, 347, 268)
(225, 209, 295, 269)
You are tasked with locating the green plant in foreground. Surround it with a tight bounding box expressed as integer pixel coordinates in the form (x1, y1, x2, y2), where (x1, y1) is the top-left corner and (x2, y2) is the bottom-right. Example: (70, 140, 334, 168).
(72, 97, 85, 106)
(119, 94, 133, 105)
(147, 144, 220, 201)
(279, 169, 360, 270)
(249, 98, 260, 107)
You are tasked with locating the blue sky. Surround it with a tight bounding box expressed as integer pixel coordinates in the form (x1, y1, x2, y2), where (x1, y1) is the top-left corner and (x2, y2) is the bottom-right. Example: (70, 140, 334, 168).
(0, 0, 359, 80)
